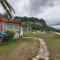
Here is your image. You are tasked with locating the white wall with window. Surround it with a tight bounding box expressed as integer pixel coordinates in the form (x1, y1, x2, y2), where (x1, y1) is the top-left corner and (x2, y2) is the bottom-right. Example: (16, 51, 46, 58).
(3, 23, 20, 32)
(3, 23, 14, 31)
(13, 24, 19, 32)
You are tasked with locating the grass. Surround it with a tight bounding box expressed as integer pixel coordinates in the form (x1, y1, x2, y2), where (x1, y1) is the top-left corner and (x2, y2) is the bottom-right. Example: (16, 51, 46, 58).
(0, 32, 40, 60)
(0, 38, 33, 54)
(36, 32, 60, 60)
(23, 32, 35, 37)
(0, 38, 40, 60)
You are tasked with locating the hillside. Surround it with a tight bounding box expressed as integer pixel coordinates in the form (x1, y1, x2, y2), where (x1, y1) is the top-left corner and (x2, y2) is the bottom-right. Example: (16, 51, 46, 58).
(14, 16, 60, 32)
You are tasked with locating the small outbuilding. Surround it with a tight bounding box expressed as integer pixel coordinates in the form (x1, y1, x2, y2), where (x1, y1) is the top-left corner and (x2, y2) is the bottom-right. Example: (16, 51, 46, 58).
(27, 28, 32, 32)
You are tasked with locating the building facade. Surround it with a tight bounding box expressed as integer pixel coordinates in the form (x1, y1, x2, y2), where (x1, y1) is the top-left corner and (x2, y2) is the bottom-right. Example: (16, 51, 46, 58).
(0, 17, 23, 38)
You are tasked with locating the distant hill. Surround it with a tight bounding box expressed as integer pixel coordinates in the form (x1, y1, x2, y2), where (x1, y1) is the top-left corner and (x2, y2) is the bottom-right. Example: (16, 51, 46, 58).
(51, 25, 60, 30)
(14, 16, 60, 32)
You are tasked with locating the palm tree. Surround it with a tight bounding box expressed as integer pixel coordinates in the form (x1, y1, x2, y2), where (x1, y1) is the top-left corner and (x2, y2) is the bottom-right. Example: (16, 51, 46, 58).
(0, 0, 15, 18)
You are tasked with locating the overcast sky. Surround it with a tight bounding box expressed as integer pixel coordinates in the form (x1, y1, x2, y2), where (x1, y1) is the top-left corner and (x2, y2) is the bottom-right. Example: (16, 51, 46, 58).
(0, 0, 60, 29)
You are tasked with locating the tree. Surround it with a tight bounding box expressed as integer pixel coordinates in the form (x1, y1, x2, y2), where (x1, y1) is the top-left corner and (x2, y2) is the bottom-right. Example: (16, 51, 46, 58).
(1, 12, 9, 19)
(0, 0, 15, 18)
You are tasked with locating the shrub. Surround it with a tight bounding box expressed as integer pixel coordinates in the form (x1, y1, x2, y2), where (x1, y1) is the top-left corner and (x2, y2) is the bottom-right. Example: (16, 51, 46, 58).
(3, 29, 16, 42)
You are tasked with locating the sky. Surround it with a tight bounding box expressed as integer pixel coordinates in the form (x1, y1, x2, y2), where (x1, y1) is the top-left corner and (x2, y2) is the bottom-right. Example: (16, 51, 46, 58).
(0, 0, 60, 29)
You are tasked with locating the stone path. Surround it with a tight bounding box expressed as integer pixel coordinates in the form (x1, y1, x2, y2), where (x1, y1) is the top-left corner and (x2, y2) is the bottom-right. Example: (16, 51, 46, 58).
(32, 38, 50, 60)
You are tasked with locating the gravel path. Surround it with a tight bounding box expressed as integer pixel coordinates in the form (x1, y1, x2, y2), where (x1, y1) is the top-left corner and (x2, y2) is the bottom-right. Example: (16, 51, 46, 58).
(32, 38, 50, 60)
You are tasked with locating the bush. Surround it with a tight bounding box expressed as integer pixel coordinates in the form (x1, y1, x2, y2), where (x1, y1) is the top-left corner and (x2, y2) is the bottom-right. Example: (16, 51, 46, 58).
(3, 29, 16, 42)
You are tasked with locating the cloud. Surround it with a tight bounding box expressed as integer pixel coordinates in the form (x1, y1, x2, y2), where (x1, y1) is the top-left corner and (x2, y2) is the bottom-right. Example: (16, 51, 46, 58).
(29, 0, 54, 16)
(8, 0, 55, 16)
(8, 0, 60, 17)
(43, 5, 60, 26)
(51, 25, 60, 30)
(8, 0, 30, 16)
(0, 5, 4, 13)
(1, 0, 60, 29)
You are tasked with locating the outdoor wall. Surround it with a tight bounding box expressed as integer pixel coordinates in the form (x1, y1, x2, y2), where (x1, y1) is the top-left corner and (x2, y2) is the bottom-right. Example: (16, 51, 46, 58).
(0, 22, 2, 32)
(3, 23, 19, 32)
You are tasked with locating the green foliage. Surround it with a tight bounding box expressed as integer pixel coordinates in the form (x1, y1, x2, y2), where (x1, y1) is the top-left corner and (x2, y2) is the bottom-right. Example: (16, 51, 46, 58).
(14, 16, 60, 32)
(14, 16, 47, 30)
(23, 32, 35, 37)
(2, 13, 9, 19)
(3, 29, 16, 42)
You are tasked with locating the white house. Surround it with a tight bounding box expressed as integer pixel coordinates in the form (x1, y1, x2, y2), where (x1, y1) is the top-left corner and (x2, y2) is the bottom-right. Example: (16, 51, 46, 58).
(0, 17, 23, 38)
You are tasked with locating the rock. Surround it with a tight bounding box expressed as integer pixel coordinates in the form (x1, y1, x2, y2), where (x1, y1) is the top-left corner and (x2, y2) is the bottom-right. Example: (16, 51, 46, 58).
(32, 38, 50, 60)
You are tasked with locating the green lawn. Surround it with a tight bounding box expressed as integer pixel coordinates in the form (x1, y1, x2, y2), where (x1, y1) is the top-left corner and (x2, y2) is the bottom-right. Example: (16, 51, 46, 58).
(23, 32, 35, 37)
(36, 32, 60, 60)
(0, 38, 33, 54)
(45, 39, 60, 45)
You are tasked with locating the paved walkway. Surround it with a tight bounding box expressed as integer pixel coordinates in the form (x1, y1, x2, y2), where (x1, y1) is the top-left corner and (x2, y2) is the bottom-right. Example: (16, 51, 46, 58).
(32, 38, 50, 60)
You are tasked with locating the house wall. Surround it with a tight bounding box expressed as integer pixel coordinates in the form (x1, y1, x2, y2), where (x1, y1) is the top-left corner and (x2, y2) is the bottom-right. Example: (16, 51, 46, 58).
(0, 21, 23, 38)
(0, 22, 2, 32)
(3, 22, 21, 38)
(0, 21, 4, 32)
(2, 22, 20, 33)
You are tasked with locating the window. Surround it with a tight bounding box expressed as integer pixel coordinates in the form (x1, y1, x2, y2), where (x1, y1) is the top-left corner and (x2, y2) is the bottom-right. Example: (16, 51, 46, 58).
(4, 23, 13, 31)
(13, 24, 19, 31)
(8, 23, 13, 29)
